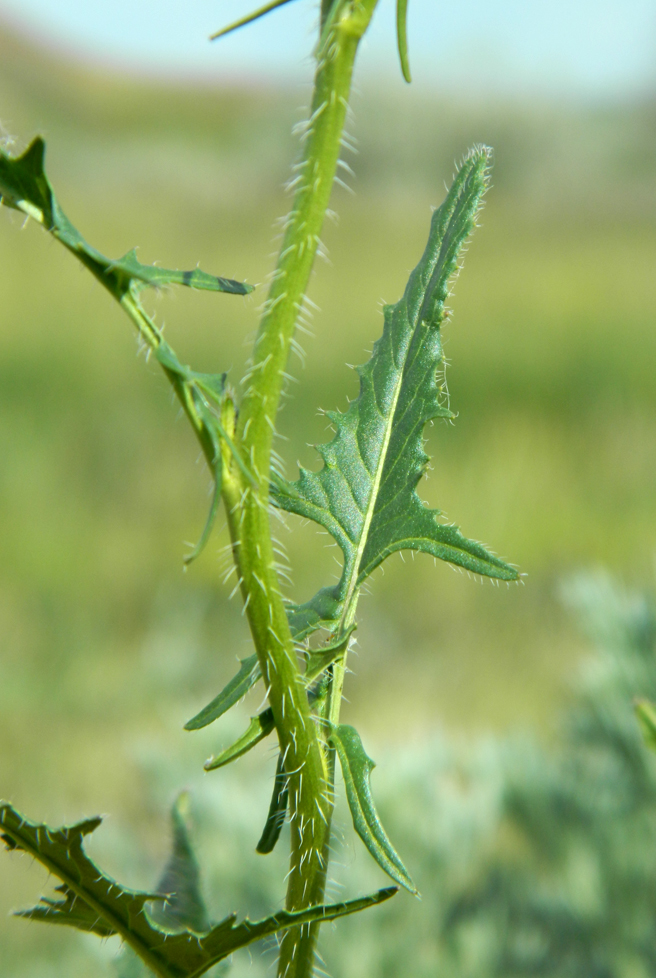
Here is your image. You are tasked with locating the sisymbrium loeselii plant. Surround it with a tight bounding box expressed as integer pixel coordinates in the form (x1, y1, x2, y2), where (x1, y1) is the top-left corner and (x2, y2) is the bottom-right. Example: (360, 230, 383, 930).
(0, 2, 518, 977)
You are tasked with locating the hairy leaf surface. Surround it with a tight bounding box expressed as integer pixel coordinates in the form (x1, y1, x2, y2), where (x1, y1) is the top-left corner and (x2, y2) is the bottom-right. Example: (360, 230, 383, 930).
(272, 148, 517, 628)
(330, 724, 417, 894)
(0, 801, 396, 978)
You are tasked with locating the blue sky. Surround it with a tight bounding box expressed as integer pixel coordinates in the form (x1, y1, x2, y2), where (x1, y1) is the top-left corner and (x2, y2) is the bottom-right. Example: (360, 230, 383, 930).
(1, 0, 654, 99)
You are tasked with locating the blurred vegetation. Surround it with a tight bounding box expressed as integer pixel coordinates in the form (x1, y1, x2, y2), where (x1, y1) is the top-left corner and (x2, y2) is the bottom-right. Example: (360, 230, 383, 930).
(1, 17, 655, 978)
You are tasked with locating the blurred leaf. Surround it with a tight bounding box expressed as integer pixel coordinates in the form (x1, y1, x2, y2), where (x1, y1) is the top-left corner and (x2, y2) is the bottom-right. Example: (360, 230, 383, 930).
(185, 655, 261, 731)
(329, 724, 417, 894)
(210, 0, 299, 41)
(636, 698, 656, 752)
(272, 148, 517, 631)
(149, 793, 210, 934)
(396, 0, 411, 82)
(204, 710, 275, 771)
(0, 138, 252, 298)
(0, 801, 396, 977)
(116, 793, 209, 977)
(256, 753, 289, 855)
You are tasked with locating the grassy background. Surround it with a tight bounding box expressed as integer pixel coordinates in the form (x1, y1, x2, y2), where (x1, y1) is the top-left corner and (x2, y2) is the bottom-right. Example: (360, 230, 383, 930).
(1, 19, 655, 976)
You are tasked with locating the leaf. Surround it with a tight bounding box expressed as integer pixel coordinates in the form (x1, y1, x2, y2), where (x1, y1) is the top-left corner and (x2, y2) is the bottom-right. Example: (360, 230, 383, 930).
(329, 724, 417, 894)
(204, 710, 275, 771)
(256, 753, 289, 855)
(149, 793, 210, 934)
(186, 617, 351, 734)
(0, 139, 252, 298)
(396, 0, 411, 83)
(636, 698, 656, 752)
(0, 139, 253, 567)
(201, 672, 330, 772)
(304, 625, 356, 684)
(185, 655, 261, 731)
(115, 793, 210, 977)
(0, 801, 397, 978)
(210, 0, 299, 41)
(271, 148, 517, 626)
(285, 585, 345, 642)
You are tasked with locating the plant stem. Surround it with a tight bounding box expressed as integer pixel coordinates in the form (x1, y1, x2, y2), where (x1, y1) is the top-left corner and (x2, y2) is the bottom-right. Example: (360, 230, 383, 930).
(226, 4, 380, 976)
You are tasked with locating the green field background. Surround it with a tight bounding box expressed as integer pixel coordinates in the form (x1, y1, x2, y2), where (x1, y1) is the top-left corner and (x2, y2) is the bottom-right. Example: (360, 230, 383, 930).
(1, 20, 655, 977)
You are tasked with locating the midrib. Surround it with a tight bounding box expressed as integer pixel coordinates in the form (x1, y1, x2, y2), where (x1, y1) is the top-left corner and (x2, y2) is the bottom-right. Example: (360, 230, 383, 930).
(340, 352, 406, 621)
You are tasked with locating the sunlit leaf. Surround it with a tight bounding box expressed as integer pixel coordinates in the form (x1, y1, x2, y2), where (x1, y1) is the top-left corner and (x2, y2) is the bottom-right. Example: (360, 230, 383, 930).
(0, 139, 252, 298)
(272, 148, 517, 629)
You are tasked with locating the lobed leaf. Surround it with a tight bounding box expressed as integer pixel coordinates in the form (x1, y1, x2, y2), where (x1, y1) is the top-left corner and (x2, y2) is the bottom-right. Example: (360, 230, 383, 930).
(271, 148, 517, 629)
(0, 139, 252, 299)
(329, 724, 417, 894)
(0, 138, 253, 566)
(0, 801, 397, 978)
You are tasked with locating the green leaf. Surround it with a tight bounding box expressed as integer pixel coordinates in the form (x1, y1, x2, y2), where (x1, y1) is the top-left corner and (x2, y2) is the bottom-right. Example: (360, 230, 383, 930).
(304, 625, 356, 684)
(210, 0, 299, 41)
(0, 139, 253, 567)
(272, 148, 517, 625)
(285, 585, 345, 642)
(0, 801, 397, 978)
(636, 698, 656, 752)
(204, 710, 275, 771)
(149, 793, 210, 934)
(185, 655, 261, 731)
(396, 0, 411, 83)
(0, 138, 252, 299)
(185, 618, 351, 734)
(329, 724, 417, 894)
(201, 672, 330, 772)
(256, 753, 289, 855)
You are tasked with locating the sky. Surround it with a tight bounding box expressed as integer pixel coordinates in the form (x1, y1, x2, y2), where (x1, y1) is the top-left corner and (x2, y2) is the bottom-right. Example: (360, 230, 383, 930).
(0, 0, 655, 100)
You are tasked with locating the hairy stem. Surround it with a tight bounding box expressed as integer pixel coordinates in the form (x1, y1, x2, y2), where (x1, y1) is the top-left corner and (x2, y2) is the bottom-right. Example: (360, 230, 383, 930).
(227, 4, 380, 977)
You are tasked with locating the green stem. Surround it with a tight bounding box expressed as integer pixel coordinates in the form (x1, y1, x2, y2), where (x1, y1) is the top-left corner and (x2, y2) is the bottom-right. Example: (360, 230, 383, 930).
(227, 5, 380, 977)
